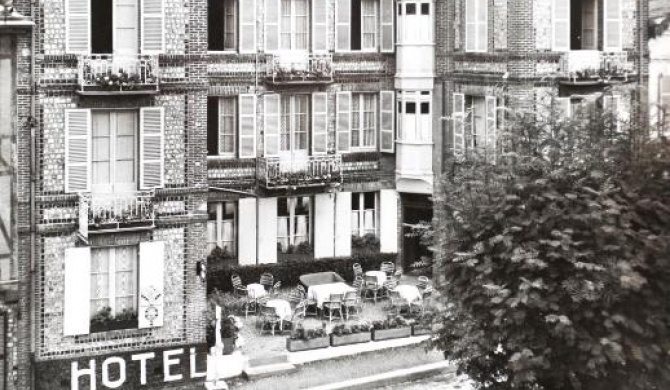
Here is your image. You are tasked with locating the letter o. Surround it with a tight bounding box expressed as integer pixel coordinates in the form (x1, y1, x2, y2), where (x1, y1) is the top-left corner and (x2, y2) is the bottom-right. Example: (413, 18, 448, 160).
(102, 357, 126, 389)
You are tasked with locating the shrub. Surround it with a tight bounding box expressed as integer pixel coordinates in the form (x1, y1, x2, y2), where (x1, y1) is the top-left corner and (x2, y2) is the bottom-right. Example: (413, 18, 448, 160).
(290, 321, 328, 340)
(207, 252, 396, 293)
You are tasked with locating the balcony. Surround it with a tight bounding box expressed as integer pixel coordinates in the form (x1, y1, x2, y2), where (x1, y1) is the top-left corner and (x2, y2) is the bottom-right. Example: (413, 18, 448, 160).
(265, 52, 333, 85)
(78, 54, 159, 95)
(79, 191, 155, 236)
(559, 50, 633, 85)
(257, 155, 342, 189)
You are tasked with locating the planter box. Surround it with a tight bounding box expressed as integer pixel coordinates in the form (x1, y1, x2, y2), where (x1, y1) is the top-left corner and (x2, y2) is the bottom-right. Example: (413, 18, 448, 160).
(372, 327, 411, 341)
(286, 337, 330, 352)
(411, 325, 433, 336)
(222, 338, 235, 355)
(330, 332, 372, 347)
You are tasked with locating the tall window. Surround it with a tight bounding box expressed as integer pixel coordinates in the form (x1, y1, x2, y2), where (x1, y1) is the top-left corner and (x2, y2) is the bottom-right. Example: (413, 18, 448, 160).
(0, 41, 13, 282)
(281, 95, 310, 152)
(553, 0, 622, 51)
(207, 202, 237, 255)
(207, 97, 237, 157)
(281, 0, 310, 50)
(92, 111, 138, 194)
(660, 76, 670, 133)
(398, 91, 432, 142)
(352, 93, 377, 149)
(465, 96, 487, 148)
(209, 0, 238, 51)
(352, 0, 379, 50)
(277, 197, 311, 253)
(91, 0, 140, 54)
(352, 192, 377, 237)
(570, 0, 597, 50)
(90, 245, 138, 329)
(465, 0, 487, 52)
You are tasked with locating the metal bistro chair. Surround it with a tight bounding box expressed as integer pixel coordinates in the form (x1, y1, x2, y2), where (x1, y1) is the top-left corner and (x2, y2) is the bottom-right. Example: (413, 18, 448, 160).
(353, 263, 363, 280)
(421, 284, 434, 305)
(416, 276, 430, 291)
(290, 301, 307, 325)
(380, 261, 395, 277)
(343, 291, 362, 321)
(322, 293, 344, 323)
(288, 287, 304, 307)
(231, 274, 247, 297)
(382, 278, 399, 300)
(259, 305, 281, 336)
(388, 290, 408, 316)
(260, 273, 274, 292)
(255, 296, 271, 328)
(352, 276, 364, 296)
(270, 281, 282, 296)
(362, 274, 382, 304)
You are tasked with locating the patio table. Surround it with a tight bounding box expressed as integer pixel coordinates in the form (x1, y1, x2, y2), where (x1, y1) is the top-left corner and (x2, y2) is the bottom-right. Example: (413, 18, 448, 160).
(247, 283, 267, 299)
(307, 282, 356, 309)
(394, 285, 422, 303)
(265, 299, 292, 332)
(365, 270, 387, 287)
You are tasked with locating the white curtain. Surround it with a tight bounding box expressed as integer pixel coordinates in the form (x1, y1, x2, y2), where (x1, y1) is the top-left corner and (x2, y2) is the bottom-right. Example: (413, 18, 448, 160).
(90, 248, 110, 317)
(364, 209, 375, 235)
(207, 220, 218, 253)
(114, 246, 137, 314)
(277, 216, 290, 252)
(294, 215, 308, 245)
(222, 219, 235, 253)
(362, 0, 377, 49)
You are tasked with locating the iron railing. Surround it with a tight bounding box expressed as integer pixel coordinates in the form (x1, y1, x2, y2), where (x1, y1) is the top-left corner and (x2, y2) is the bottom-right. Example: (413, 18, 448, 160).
(78, 54, 159, 92)
(559, 50, 632, 81)
(257, 155, 342, 189)
(80, 191, 155, 233)
(265, 52, 333, 84)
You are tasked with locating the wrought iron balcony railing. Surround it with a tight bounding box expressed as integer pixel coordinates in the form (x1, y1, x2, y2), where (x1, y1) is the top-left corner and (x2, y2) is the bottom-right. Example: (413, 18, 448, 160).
(265, 52, 333, 85)
(79, 191, 155, 235)
(257, 155, 342, 189)
(78, 54, 159, 94)
(559, 50, 632, 82)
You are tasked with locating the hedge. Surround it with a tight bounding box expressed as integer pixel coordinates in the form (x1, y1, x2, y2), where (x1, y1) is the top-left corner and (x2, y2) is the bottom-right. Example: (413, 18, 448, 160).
(207, 253, 397, 294)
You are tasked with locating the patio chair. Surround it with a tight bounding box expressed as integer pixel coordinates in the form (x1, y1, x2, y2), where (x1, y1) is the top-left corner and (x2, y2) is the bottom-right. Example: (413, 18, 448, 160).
(288, 288, 303, 306)
(409, 297, 424, 316)
(421, 285, 433, 304)
(296, 284, 307, 298)
(392, 269, 403, 282)
(353, 263, 363, 280)
(380, 261, 395, 277)
(259, 305, 282, 336)
(231, 274, 247, 297)
(322, 293, 344, 323)
(352, 276, 364, 295)
(387, 290, 408, 316)
(362, 274, 382, 304)
(343, 291, 362, 321)
(271, 281, 282, 296)
(382, 278, 398, 299)
(290, 301, 306, 324)
(255, 296, 272, 328)
(416, 276, 430, 291)
(260, 273, 274, 291)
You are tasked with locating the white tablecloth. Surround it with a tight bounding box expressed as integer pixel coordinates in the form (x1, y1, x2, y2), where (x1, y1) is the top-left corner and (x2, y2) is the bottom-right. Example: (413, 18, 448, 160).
(365, 271, 387, 287)
(247, 283, 267, 299)
(266, 299, 292, 320)
(307, 282, 356, 309)
(394, 285, 422, 303)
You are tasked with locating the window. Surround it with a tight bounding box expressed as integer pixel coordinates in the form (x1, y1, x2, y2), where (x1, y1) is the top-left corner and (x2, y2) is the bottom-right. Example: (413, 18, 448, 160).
(660, 76, 670, 133)
(452, 93, 497, 155)
(570, 0, 597, 50)
(466, 96, 487, 148)
(553, 0, 621, 51)
(207, 202, 237, 256)
(277, 197, 311, 253)
(352, 0, 379, 50)
(91, 0, 140, 54)
(90, 245, 138, 331)
(0, 45, 13, 282)
(208, 0, 237, 51)
(397, 91, 431, 142)
(92, 111, 138, 194)
(351, 192, 377, 237)
(281, 95, 310, 152)
(421, 3, 430, 15)
(352, 93, 377, 149)
(281, 0, 310, 50)
(208, 97, 237, 157)
(466, 0, 487, 52)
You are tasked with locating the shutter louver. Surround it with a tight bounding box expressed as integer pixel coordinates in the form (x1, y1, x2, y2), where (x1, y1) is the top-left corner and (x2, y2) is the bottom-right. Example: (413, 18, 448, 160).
(312, 93, 328, 154)
(239, 94, 257, 158)
(65, 109, 91, 193)
(240, 0, 258, 53)
(66, 0, 90, 54)
(138, 241, 164, 329)
(313, 0, 328, 52)
(452, 93, 465, 157)
(64, 247, 91, 336)
(552, 0, 570, 51)
(141, 0, 164, 54)
(604, 0, 622, 51)
(238, 198, 258, 266)
(485, 96, 497, 151)
(264, 94, 280, 157)
(380, 91, 395, 153)
(265, 0, 280, 52)
(336, 92, 352, 152)
(336, 0, 351, 51)
(380, 0, 395, 53)
(140, 107, 164, 189)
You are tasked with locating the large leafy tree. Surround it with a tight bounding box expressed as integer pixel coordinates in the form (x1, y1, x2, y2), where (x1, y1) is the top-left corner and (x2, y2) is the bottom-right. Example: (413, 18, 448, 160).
(433, 100, 670, 389)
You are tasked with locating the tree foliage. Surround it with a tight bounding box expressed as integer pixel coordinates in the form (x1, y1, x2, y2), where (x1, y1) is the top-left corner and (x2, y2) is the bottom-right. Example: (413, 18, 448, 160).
(433, 101, 670, 389)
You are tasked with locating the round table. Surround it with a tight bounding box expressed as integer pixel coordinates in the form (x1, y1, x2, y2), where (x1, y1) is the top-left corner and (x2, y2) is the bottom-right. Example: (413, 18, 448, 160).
(394, 284, 422, 303)
(365, 270, 387, 287)
(247, 283, 267, 299)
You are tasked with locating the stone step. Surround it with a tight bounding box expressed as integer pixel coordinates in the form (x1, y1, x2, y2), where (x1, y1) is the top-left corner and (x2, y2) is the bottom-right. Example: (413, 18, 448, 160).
(244, 362, 298, 380)
(247, 354, 288, 367)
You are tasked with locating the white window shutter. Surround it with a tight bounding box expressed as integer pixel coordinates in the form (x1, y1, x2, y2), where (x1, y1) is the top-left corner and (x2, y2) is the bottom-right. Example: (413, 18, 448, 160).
(66, 0, 91, 54)
(334, 192, 352, 257)
(264, 0, 280, 52)
(257, 198, 277, 264)
(379, 189, 398, 253)
(552, 0, 570, 51)
(238, 198, 257, 266)
(65, 109, 91, 193)
(240, 0, 258, 53)
(312, 0, 328, 52)
(336, 0, 351, 52)
(380, 91, 395, 153)
(239, 94, 257, 158)
(314, 194, 335, 259)
(485, 96, 497, 151)
(557, 97, 572, 119)
(465, 0, 476, 51)
(476, 0, 487, 51)
(312, 93, 328, 154)
(64, 247, 91, 336)
(140, 107, 164, 189)
(604, 0, 622, 51)
(380, 0, 395, 53)
(264, 94, 280, 157)
(138, 241, 164, 329)
(141, 0, 164, 54)
(336, 92, 352, 152)
(452, 93, 465, 156)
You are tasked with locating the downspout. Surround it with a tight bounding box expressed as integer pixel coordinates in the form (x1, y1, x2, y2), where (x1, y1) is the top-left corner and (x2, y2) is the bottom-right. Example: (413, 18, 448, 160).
(639, 0, 645, 140)
(28, 1, 37, 388)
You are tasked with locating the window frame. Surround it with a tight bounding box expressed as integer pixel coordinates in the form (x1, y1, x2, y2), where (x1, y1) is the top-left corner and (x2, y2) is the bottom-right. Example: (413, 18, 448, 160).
(208, 0, 239, 52)
(351, 93, 377, 150)
(351, 192, 378, 237)
(207, 201, 237, 256)
(91, 109, 139, 192)
(280, 0, 311, 51)
(660, 75, 670, 131)
(280, 94, 311, 153)
(207, 96, 238, 159)
(465, 0, 488, 52)
(277, 196, 312, 253)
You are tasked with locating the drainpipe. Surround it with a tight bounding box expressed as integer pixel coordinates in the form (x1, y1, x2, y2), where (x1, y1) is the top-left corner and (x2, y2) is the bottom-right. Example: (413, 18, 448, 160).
(28, 1, 37, 388)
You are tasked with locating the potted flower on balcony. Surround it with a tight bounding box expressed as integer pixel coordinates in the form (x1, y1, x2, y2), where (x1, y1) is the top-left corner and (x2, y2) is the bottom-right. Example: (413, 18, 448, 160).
(90, 307, 138, 333)
(286, 322, 330, 352)
(371, 315, 412, 341)
(330, 321, 372, 347)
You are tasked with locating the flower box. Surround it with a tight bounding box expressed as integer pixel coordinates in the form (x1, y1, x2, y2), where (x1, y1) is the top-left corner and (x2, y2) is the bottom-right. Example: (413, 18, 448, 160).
(221, 338, 235, 355)
(286, 337, 330, 352)
(371, 327, 411, 341)
(411, 325, 433, 336)
(330, 332, 372, 347)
